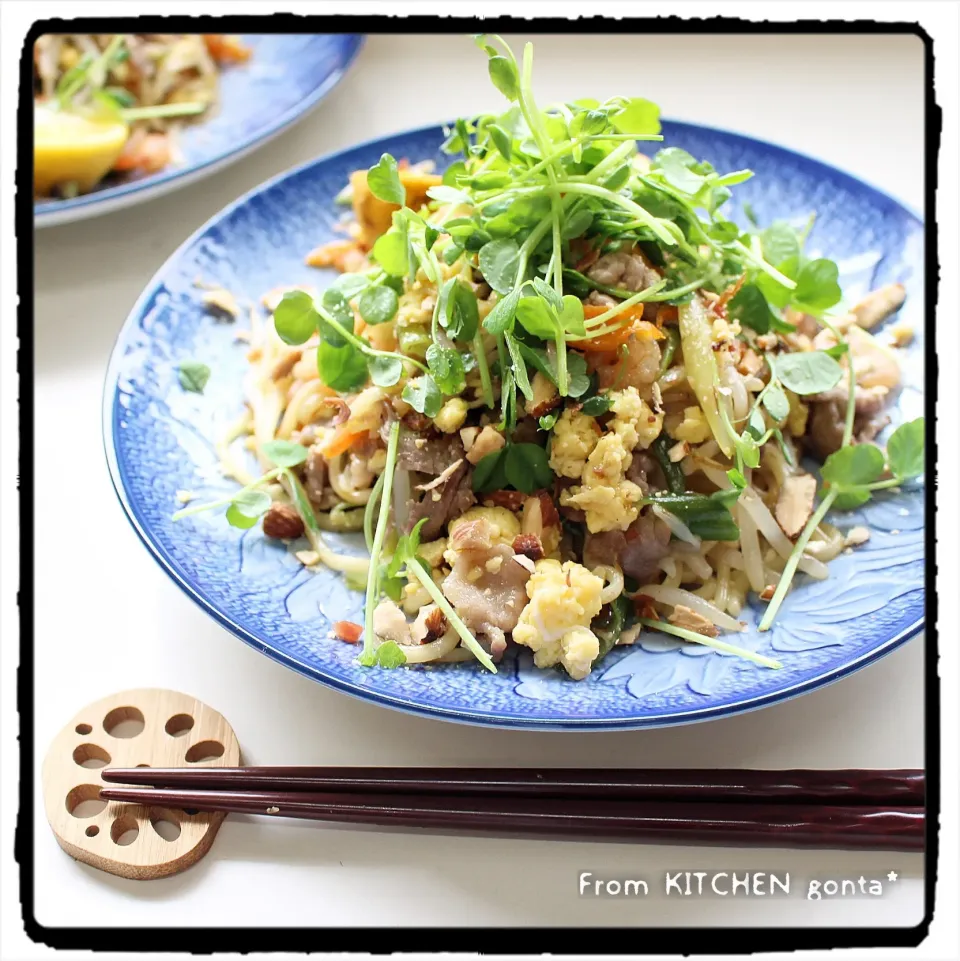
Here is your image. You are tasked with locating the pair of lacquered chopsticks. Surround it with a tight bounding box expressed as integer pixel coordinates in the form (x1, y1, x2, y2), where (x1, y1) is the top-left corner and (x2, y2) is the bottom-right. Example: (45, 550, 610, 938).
(100, 767, 925, 851)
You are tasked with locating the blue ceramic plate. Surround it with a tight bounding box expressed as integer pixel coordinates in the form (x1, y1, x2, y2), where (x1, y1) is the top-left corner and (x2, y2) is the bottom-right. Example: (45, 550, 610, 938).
(104, 121, 926, 730)
(35, 34, 363, 228)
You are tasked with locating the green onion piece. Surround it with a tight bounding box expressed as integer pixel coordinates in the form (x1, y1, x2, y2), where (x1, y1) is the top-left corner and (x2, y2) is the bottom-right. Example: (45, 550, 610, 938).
(362, 421, 401, 660)
(758, 489, 837, 632)
(364, 471, 386, 553)
(636, 617, 781, 668)
(121, 102, 208, 122)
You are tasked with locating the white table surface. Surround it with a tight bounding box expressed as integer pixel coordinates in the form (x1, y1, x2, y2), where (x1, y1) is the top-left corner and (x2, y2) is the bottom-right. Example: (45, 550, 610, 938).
(30, 31, 927, 932)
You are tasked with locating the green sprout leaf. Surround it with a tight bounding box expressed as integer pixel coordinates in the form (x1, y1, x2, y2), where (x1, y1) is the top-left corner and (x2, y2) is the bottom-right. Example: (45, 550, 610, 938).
(483, 285, 522, 335)
(503, 331, 533, 401)
(472, 447, 509, 492)
(505, 443, 553, 493)
(178, 360, 210, 394)
(317, 340, 368, 392)
(358, 639, 408, 668)
(539, 411, 560, 430)
(402, 374, 443, 418)
(358, 286, 399, 325)
(441, 278, 480, 342)
(366, 153, 405, 206)
(426, 344, 467, 395)
(372, 229, 409, 277)
(775, 350, 844, 395)
(762, 383, 790, 423)
(369, 354, 403, 388)
(793, 258, 842, 311)
(319, 289, 355, 347)
(487, 123, 513, 160)
(610, 97, 660, 135)
(488, 56, 520, 101)
(516, 295, 559, 340)
(727, 467, 747, 489)
(261, 440, 309, 469)
(442, 160, 468, 186)
(227, 489, 272, 528)
(478, 238, 521, 295)
(580, 394, 612, 416)
(333, 272, 373, 299)
(427, 184, 473, 206)
(760, 221, 801, 267)
(886, 418, 925, 480)
(274, 290, 319, 345)
(558, 295, 586, 336)
(728, 284, 778, 335)
(655, 147, 705, 194)
(532, 277, 563, 312)
(821, 443, 886, 489)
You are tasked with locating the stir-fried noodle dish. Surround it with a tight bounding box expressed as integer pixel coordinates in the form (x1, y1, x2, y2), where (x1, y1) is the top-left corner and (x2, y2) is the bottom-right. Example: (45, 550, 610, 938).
(177, 36, 924, 680)
(34, 33, 249, 197)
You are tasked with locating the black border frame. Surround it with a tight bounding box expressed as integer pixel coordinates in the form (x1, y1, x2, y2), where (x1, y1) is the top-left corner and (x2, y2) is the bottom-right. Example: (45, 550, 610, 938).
(17, 13, 940, 954)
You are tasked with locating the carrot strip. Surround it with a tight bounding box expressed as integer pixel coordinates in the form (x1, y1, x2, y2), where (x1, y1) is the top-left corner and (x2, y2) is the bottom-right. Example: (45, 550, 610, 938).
(657, 305, 679, 326)
(113, 132, 171, 174)
(332, 620, 363, 643)
(305, 239, 360, 269)
(320, 428, 366, 458)
(573, 315, 664, 353)
(203, 35, 251, 63)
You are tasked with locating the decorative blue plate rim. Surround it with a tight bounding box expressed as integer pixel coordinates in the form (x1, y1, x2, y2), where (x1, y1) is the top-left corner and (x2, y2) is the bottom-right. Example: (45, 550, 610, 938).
(35, 34, 364, 227)
(103, 118, 926, 731)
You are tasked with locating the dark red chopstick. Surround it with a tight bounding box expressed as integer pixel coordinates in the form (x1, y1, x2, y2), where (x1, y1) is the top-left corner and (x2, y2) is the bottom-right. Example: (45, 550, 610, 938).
(100, 767, 925, 805)
(97, 785, 924, 851)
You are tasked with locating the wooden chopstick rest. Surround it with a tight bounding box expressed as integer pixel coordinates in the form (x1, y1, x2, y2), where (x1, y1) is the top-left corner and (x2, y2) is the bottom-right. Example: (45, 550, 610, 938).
(42, 688, 241, 880)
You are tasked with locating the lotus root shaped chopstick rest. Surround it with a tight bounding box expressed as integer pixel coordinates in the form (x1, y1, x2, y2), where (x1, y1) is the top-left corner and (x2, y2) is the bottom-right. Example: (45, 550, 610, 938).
(42, 688, 241, 880)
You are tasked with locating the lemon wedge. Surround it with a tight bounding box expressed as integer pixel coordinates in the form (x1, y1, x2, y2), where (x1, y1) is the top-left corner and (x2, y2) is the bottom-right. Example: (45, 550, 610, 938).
(34, 104, 129, 196)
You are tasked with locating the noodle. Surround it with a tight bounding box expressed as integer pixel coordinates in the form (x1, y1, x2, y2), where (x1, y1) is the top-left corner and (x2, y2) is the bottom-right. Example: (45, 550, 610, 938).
(278, 380, 331, 438)
(738, 489, 829, 580)
(736, 502, 765, 593)
(635, 584, 745, 632)
(328, 455, 372, 506)
(399, 629, 460, 663)
(594, 566, 625, 605)
(721, 364, 750, 421)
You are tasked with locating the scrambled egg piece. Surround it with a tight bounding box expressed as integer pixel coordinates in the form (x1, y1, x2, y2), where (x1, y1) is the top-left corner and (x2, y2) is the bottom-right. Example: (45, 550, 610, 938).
(434, 397, 468, 433)
(512, 559, 604, 680)
(559, 433, 645, 533)
(673, 406, 712, 444)
(418, 538, 448, 569)
(608, 386, 663, 451)
(444, 507, 519, 565)
(548, 409, 600, 479)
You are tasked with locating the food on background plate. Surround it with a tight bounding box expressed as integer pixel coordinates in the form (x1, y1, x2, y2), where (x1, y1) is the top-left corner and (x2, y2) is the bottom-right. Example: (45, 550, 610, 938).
(176, 36, 924, 679)
(34, 33, 249, 197)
